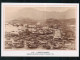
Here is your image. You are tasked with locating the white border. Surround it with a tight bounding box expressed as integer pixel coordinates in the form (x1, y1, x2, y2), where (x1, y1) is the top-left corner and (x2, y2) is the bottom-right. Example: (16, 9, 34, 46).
(1, 3, 79, 57)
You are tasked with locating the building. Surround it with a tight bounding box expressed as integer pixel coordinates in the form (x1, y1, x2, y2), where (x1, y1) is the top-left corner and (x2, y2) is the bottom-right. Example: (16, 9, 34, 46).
(53, 29, 61, 39)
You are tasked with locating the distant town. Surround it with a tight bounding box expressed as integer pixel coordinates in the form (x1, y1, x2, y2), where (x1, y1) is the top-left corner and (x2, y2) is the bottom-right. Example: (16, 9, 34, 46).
(5, 18, 75, 50)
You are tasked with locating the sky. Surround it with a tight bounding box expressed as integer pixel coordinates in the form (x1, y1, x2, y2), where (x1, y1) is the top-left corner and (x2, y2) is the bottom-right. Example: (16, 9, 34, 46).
(4, 7, 77, 21)
(34, 7, 75, 12)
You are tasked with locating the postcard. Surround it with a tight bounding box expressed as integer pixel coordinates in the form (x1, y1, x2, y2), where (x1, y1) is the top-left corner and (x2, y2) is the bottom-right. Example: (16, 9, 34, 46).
(1, 3, 79, 57)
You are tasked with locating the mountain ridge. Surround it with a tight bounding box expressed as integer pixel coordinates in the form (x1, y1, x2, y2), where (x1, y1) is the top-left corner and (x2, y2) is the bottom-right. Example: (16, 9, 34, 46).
(12, 7, 75, 21)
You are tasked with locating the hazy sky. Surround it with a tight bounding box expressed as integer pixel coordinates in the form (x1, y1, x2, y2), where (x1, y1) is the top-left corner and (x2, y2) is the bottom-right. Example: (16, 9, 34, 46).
(4, 7, 77, 21)
(34, 7, 75, 12)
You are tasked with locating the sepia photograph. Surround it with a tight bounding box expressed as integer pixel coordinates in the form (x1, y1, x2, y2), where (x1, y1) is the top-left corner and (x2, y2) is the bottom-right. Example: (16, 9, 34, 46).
(1, 3, 79, 57)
